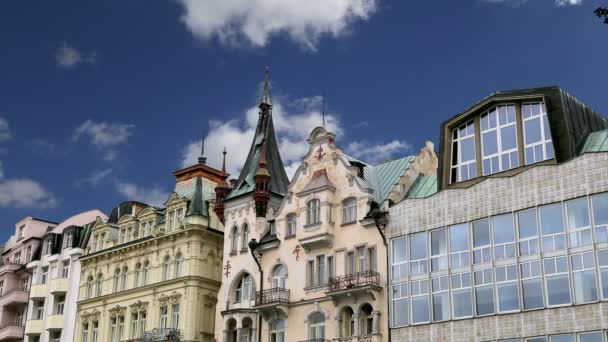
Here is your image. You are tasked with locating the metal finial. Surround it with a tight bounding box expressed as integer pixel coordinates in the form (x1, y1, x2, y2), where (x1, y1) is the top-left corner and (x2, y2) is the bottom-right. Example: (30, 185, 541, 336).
(198, 136, 207, 165)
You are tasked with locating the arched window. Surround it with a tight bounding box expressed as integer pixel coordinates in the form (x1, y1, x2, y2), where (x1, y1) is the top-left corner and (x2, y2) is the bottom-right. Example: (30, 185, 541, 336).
(121, 267, 128, 291)
(286, 214, 297, 236)
(163, 256, 171, 281)
(135, 263, 142, 287)
(308, 312, 325, 339)
(143, 261, 150, 286)
(342, 197, 357, 224)
(174, 254, 183, 278)
(307, 199, 321, 225)
(272, 265, 287, 289)
(96, 274, 103, 296)
(341, 307, 355, 337)
(113, 269, 121, 292)
(360, 303, 374, 336)
(86, 275, 94, 298)
(241, 225, 249, 251)
(230, 226, 239, 253)
(235, 274, 253, 303)
(270, 319, 285, 342)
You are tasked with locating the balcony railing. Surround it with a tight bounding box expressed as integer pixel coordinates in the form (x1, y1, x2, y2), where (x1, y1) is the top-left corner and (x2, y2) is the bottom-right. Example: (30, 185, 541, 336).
(141, 328, 181, 341)
(297, 339, 331, 342)
(328, 271, 380, 293)
(255, 287, 290, 306)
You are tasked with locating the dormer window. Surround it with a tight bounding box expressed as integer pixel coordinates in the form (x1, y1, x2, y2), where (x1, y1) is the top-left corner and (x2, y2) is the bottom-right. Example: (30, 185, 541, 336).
(450, 120, 477, 183)
(18, 225, 25, 239)
(45, 238, 53, 255)
(65, 232, 74, 249)
(307, 199, 321, 225)
(522, 102, 554, 164)
(480, 105, 518, 175)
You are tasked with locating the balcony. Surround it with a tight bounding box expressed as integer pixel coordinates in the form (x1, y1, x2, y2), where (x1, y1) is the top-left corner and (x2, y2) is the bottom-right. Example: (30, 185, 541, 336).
(25, 320, 43, 335)
(297, 223, 334, 251)
(326, 271, 382, 302)
(0, 289, 29, 308)
(141, 328, 181, 341)
(47, 314, 64, 330)
(0, 324, 24, 341)
(29, 284, 48, 299)
(334, 336, 381, 342)
(50, 278, 68, 294)
(254, 288, 289, 319)
(0, 263, 24, 276)
(298, 339, 331, 342)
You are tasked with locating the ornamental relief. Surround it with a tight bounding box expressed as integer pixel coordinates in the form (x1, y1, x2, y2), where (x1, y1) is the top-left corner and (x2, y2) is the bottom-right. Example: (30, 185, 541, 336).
(80, 309, 101, 322)
(129, 300, 149, 313)
(158, 291, 182, 305)
(108, 305, 127, 318)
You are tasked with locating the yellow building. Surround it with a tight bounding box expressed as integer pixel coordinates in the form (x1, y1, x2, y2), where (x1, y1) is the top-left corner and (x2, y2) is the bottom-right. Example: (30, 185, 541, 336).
(76, 151, 225, 342)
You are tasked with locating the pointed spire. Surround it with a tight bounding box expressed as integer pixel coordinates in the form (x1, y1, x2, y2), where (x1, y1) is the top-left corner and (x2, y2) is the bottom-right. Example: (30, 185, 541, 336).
(259, 66, 272, 108)
(198, 136, 207, 165)
(255, 139, 269, 177)
(221, 147, 227, 175)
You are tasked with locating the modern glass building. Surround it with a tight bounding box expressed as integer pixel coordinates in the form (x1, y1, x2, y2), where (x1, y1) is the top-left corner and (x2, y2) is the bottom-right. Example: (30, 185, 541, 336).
(387, 87, 608, 341)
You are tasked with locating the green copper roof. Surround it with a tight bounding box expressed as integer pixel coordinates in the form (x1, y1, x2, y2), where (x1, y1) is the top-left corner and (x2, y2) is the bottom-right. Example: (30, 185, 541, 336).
(260, 69, 272, 107)
(406, 174, 438, 199)
(581, 129, 608, 153)
(175, 176, 216, 216)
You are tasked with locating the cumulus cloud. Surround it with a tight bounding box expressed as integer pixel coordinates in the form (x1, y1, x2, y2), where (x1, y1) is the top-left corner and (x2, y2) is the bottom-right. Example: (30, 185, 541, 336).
(346, 140, 413, 164)
(177, 0, 378, 50)
(0, 178, 57, 208)
(0, 117, 10, 142)
(72, 120, 134, 161)
(115, 181, 169, 207)
(181, 93, 341, 180)
(54, 42, 97, 69)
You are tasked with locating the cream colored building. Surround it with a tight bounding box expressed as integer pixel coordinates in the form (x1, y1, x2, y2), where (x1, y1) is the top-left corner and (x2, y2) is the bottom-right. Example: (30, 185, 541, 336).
(213, 70, 437, 342)
(75, 154, 225, 342)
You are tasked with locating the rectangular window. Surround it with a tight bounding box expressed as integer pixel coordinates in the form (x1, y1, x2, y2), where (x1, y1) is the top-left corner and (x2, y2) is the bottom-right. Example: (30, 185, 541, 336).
(449, 224, 470, 268)
(598, 249, 608, 300)
(410, 279, 429, 324)
(451, 272, 473, 318)
(110, 318, 117, 342)
(592, 193, 608, 243)
(431, 276, 450, 321)
(131, 313, 138, 338)
(118, 316, 125, 341)
(473, 219, 491, 264)
(342, 198, 357, 224)
(566, 197, 592, 247)
(286, 214, 297, 236)
(346, 251, 355, 276)
(160, 306, 168, 329)
(495, 264, 519, 312)
(540, 203, 566, 252)
(82, 323, 89, 342)
(307, 260, 314, 287)
(430, 228, 448, 271)
(62, 261, 70, 278)
(26, 246, 32, 262)
(550, 334, 574, 342)
(92, 321, 98, 342)
(522, 102, 554, 165)
(571, 252, 598, 304)
(35, 300, 45, 320)
(517, 208, 540, 256)
(450, 120, 477, 183)
(391, 283, 408, 327)
(578, 331, 603, 342)
(56, 295, 65, 314)
(474, 268, 494, 315)
(391, 237, 407, 280)
(327, 256, 335, 279)
(492, 214, 516, 261)
(356, 246, 366, 272)
(41, 267, 48, 284)
(316, 255, 326, 285)
(481, 105, 519, 175)
(409, 232, 428, 275)
(367, 247, 376, 272)
(139, 312, 147, 337)
(520, 260, 544, 310)
(172, 304, 180, 329)
(544, 256, 571, 306)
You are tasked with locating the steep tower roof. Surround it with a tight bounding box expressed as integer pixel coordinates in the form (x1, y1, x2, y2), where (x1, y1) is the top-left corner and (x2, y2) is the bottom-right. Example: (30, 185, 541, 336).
(226, 69, 289, 200)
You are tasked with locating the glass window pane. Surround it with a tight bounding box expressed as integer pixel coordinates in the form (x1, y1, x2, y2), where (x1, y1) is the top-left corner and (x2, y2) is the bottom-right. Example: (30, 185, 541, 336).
(540, 203, 564, 235)
(482, 131, 498, 156)
(412, 296, 429, 323)
(578, 332, 603, 342)
(592, 193, 608, 226)
(452, 290, 472, 318)
(497, 282, 519, 312)
(473, 219, 490, 247)
(392, 298, 408, 327)
(501, 125, 517, 150)
(518, 209, 538, 239)
(573, 270, 598, 304)
(525, 118, 542, 144)
(461, 137, 475, 162)
(493, 214, 515, 244)
(475, 286, 494, 315)
(527, 339, 547, 342)
(546, 274, 571, 306)
(566, 197, 590, 229)
(392, 238, 407, 263)
(601, 268, 608, 299)
(450, 224, 468, 252)
(410, 233, 427, 260)
(522, 278, 544, 309)
(432, 292, 450, 321)
(431, 229, 447, 256)
(550, 335, 574, 342)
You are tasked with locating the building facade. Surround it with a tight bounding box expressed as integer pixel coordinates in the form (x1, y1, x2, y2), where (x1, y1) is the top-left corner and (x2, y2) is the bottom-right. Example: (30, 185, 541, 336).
(24, 209, 107, 342)
(75, 155, 225, 342)
(387, 87, 608, 341)
(0, 217, 56, 342)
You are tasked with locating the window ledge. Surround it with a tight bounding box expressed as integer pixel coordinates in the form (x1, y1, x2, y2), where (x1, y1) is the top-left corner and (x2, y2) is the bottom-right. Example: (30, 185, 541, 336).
(239, 248, 249, 254)
(284, 234, 296, 240)
(229, 251, 237, 257)
(303, 222, 322, 229)
(340, 221, 357, 227)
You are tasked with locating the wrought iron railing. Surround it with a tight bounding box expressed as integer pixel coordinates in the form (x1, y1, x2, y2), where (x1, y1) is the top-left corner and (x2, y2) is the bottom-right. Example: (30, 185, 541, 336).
(255, 287, 290, 306)
(297, 339, 331, 342)
(328, 271, 380, 292)
(141, 328, 181, 341)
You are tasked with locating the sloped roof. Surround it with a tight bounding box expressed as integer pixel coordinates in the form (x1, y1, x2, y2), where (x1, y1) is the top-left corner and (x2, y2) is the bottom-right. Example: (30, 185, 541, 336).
(406, 174, 438, 199)
(342, 154, 416, 204)
(174, 176, 216, 217)
(299, 169, 336, 194)
(581, 128, 608, 153)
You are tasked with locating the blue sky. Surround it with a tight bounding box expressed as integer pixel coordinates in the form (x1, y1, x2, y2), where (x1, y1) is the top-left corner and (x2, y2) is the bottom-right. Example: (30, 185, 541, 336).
(0, 0, 606, 242)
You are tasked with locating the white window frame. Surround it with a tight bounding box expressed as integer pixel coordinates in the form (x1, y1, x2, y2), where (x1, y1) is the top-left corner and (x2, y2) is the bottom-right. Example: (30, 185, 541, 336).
(342, 198, 357, 224)
(307, 199, 321, 225)
(286, 214, 297, 236)
(494, 264, 520, 313)
(522, 102, 553, 165)
(391, 237, 408, 281)
(431, 275, 450, 322)
(472, 219, 492, 265)
(474, 268, 495, 316)
(450, 272, 473, 319)
(517, 208, 540, 257)
(480, 104, 519, 176)
(409, 232, 428, 276)
(410, 279, 430, 324)
(543, 256, 571, 307)
(430, 228, 448, 272)
(450, 120, 477, 183)
(520, 260, 544, 310)
(391, 282, 409, 327)
(566, 197, 593, 248)
(571, 251, 598, 304)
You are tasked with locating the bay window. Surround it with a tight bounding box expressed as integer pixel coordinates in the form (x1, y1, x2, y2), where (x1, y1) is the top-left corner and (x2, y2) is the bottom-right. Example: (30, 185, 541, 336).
(409, 232, 428, 275)
(481, 105, 519, 175)
(342, 197, 357, 224)
(571, 252, 598, 304)
(566, 197, 592, 247)
(539, 203, 566, 252)
(520, 260, 544, 310)
(522, 102, 554, 165)
(451, 272, 473, 318)
(307, 199, 321, 225)
(544, 256, 571, 306)
(473, 219, 491, 264)
(517, 208, 540, 256)
(492, 214, 516, 261)
(474, 268, 495, 315)
(410, 279, 430, 324)
(450, 120, 477, 183)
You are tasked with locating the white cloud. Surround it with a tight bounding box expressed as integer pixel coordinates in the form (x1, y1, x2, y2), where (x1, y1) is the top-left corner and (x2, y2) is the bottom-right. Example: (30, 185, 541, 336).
(77, 168, 113, 187)
(0, 117, 11, 142)
(0, 178, 57, 208)
(555, 0, 582, 5)
(483, 0, 581, 6)
(177, 0, 378, 50)
(54, 42, 97, 68)
(346, 140, 413, 164)
(115, 181, 169, 207)
(181, 94, 341, 180)
(72, 120, 134, 161)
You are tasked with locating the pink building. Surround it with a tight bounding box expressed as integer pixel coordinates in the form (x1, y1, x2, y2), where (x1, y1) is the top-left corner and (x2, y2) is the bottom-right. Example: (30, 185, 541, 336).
(0, 217, 56, 342)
